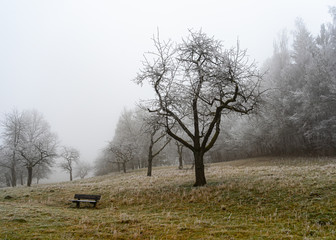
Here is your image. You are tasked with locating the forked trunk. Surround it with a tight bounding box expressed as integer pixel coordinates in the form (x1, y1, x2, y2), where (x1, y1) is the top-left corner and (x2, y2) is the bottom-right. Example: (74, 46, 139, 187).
(27, 166, 33, 187)
(193, 151, 206, 186)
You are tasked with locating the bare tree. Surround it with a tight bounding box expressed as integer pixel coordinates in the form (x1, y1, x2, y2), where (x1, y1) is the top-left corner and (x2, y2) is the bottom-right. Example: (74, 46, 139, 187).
(34, 162, 52, 184)
(75, 161, 91, 179)
(0, 166, 10, 187)
(108, 143, 136, 173)
(94, 151, 116, 176)
(59, 146, 80, 181)
(144, 116, 171, 176)
(135, 30, 262, 186)
(17, 110, 58, 187)
(0, 109, 25, 187)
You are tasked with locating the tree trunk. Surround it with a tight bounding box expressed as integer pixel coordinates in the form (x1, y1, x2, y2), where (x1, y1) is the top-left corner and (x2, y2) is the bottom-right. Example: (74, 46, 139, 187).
(177, 144, 184, 170)
(10, 164, 17, 187)
(27, 166, 33, 187)
(5, 173, 11, 187)
(122, 162, 126, 173)
(11, 151, 17, 187)
(20, 172, 24, 185)
(138, 157, 141, 169)
(147, 156, 153, 177)
(147, 143, 153, 177)
(193, 151, 206, 186)
(70, 169, 73, 181)
(178, 154, 183, 170)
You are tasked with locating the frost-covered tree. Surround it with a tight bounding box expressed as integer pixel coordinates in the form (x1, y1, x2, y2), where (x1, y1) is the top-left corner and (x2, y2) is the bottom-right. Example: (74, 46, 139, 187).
(0, 109, 26, 187)
(135, 30, 263, 186)
(59, 146, 80, 181)
(142, 114, 171, 176)
(0, 110, 58, 187)
(95, 108, 172, 176)
(75, 161, 91, 179)
(17, 110, 58, 187)
(34, 162, 52, 184)
(234, 10, 336, 157)
(107, 143, 136, 173)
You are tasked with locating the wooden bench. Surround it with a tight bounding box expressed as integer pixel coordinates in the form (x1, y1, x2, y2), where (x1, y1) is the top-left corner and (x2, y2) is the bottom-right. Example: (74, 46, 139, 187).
(70, 194, 101, 208)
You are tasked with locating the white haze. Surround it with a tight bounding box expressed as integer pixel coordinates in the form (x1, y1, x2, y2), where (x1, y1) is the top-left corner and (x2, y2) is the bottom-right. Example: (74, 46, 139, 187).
(0, 0, 335, 182)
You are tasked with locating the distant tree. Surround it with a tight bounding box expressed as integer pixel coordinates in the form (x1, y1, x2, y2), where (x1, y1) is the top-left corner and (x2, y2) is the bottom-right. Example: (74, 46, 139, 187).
(235, 11, 336, 157)
(135, 30, 263, 186)
(300, 13, 336, 154)
(115, 109, 144, 169)
(17, 110, 58, 187)
(59, 146, 80, 181)
(0, 150, 11, 187)
(143, 115, 171, 176)
(0, 109, 26, 187)
(94, 150, 116, 176)
(34, 162, 52, 184)
(75, 161, 91, 179)
(107, 143, 136, 173)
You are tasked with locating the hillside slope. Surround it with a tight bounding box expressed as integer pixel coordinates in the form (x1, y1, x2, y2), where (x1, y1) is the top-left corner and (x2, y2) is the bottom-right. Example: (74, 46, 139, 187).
(1, 157, 336, 239)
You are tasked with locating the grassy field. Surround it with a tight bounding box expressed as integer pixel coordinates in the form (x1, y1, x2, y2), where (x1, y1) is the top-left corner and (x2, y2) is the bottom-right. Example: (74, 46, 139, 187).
(1, 157, 336, 239)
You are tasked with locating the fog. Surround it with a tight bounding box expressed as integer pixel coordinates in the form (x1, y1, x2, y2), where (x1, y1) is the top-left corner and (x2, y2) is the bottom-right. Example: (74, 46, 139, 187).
(0, 0, 334, 175)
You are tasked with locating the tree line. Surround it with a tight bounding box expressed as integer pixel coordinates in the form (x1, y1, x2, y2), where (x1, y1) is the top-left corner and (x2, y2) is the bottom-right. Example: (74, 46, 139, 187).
(94, 108, 177, 177)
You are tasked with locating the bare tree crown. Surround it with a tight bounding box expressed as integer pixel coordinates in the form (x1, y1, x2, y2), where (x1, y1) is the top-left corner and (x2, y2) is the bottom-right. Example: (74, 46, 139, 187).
(135, 30, 262, 153)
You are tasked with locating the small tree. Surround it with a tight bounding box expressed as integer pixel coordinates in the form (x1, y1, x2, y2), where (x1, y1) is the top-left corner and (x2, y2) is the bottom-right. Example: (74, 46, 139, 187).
(144, 116, 171, 176)
(34, 162, 52, 184)
(75, 161, 91, 179)
(108, 143, 135, 173)
(59, 146, 80, 181)
(135, 30, 262, 186)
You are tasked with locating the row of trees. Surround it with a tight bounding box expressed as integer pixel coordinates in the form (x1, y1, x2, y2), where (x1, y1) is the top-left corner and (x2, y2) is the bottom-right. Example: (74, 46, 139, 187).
(95, 108, 179, 177)
(0, 109, 90, 187)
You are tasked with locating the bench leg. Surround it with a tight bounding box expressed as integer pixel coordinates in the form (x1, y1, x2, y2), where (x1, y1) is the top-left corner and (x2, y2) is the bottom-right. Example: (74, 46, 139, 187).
(76, 202, 80, 208)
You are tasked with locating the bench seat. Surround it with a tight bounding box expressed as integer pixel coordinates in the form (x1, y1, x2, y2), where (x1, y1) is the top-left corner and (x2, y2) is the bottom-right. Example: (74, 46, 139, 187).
(70, 194, 101, 208)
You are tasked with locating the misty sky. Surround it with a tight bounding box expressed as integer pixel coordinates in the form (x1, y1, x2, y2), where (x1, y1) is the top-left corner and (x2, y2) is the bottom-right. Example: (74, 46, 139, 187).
(0, 0, 335, 165)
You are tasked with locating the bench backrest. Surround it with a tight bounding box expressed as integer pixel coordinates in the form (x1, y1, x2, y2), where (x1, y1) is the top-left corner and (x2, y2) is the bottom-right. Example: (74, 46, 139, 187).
(74, 194, 101, 201)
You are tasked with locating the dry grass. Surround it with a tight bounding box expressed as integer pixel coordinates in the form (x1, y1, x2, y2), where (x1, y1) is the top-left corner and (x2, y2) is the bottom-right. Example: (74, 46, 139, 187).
(1, 156, 336, 239)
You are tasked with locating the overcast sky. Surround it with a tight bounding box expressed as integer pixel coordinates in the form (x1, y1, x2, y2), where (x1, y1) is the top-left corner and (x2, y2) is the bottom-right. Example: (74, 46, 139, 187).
(0, 0, 335, 165)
